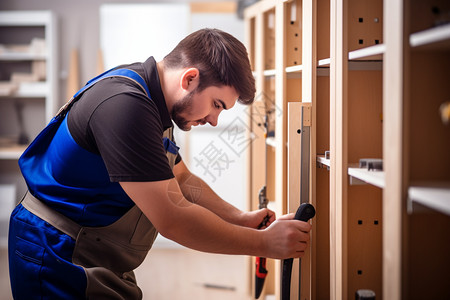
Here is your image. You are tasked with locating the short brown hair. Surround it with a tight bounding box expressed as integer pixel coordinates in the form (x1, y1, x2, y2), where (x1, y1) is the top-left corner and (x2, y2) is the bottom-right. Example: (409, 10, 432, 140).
(163, 28, 256, 105)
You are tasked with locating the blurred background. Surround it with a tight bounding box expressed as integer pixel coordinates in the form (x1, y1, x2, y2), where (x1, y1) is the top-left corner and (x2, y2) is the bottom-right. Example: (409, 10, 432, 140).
(0, 1, 259, 299)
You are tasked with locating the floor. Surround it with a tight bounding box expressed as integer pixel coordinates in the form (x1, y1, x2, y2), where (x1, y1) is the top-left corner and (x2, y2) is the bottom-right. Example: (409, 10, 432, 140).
(0, 249, 12, 300)
(0, 246, 251, 300)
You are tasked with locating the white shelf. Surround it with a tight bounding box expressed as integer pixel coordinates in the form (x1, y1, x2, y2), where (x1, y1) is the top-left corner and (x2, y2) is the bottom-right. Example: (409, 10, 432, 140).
(348, 167, 385, 188)
(410, 23, 450, 48)
(263, 69, 276, 77)
(316, 155, 330, 168)
(318, 58, 330, 67)
(0, 145, 26, 160)
(0, 11, 57, 163)
(16, 82, 49, 98)
(286, 65, 303, 73)
(0, 52, 46, 61)
(408, 183, 450, 216)
(0, 11, 53, 26)
(348, 44, 385, 60)
(266, 137, 276, 148)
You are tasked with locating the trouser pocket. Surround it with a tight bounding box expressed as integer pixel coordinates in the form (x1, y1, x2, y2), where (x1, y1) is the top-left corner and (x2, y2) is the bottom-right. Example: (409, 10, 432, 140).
(9, 235, 45, 299)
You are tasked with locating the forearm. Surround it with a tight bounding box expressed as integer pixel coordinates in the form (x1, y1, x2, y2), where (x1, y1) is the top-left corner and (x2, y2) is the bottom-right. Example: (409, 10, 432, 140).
(120, 179, 311, 259)
(162, 199, 265, 256)
(120, 180, 265, 256)
(176, 171, 246, 226)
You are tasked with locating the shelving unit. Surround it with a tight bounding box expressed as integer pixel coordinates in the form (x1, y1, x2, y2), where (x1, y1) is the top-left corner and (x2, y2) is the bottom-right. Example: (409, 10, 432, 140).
(245, 0, 328, 299)
(0, 11, 57, 245)
(385, 1, 450, 299)
(0, 11, 57, 159)
(246, 0, 449, 299)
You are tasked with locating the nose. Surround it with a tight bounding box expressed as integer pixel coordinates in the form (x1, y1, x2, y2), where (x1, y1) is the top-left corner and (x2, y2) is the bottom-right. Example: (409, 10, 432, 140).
(206, 112, 219, 127)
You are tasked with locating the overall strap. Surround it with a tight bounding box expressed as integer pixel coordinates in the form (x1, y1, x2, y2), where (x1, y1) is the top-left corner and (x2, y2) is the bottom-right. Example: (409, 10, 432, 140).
(56, 68, 151, 119)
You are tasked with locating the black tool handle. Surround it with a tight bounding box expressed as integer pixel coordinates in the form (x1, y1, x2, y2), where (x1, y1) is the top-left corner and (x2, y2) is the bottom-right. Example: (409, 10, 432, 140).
(281, 203, 316, 300)
(294, 203, 316, 222)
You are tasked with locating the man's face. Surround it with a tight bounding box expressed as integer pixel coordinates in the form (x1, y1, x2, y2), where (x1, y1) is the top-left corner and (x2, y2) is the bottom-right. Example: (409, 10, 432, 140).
(171, 85, 238, 131)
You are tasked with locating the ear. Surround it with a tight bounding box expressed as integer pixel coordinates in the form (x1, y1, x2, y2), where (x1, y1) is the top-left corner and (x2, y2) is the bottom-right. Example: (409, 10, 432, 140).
(180, 68, 199, 91)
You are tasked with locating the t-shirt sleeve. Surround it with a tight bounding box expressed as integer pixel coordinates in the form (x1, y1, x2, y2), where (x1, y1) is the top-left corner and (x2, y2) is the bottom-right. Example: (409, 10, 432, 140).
(88, 94, 174, 182)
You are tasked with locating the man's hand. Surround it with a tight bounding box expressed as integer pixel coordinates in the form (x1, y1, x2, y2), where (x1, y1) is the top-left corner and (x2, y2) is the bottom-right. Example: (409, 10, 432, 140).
(239, 208, 276, 229)
(262, 213, 312, 259)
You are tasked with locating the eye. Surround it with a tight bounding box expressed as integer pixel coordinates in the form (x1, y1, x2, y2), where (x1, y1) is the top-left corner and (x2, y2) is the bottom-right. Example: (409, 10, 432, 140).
(214, 101, 222, 109)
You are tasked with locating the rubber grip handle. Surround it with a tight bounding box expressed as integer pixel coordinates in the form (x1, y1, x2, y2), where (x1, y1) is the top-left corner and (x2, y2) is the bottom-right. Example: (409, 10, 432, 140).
(294, 203, 316, 222)
(281, 203, 316, 300)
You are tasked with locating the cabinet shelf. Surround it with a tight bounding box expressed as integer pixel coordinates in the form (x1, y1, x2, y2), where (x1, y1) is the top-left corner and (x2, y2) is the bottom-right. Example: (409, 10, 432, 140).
(286, 65, 303, 73)
(263, 69, 276, 77)
(348, 44, 385, 61)
(410, 23, 450, 49)
(348, 166, 385, 188)
(408, 183, 450, 216)
(316, 155, 330, 168)
(318, 58, 330, 67)
(266, 137, 276, 148)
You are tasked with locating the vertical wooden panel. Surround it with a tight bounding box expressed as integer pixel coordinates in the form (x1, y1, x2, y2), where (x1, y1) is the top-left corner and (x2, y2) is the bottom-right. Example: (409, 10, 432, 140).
(347, 0, 383, 51)
(66, 49, 79, 100)
(286, 0, 302, 67)
(382, 0, 404, 298)
(330, 0, 349, 299)
(288, 102, 302, 299)
(274, 2, 286, 298)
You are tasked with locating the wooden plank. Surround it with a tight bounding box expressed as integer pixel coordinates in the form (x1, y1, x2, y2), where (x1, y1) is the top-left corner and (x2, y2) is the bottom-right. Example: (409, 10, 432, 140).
(66, 49, 79, 100)
(330, 0, 348, 299)
(190, 1, 236, 13)
(347, 0, 383, 52)
(264, 8, 276, 70)
(288, 102, 302, 299)
(244, 0, 280, 19)
(382, 0, 404, 298)
(274, 2, 287, 298)
(285, 0, 302, 67)
(347, 70, 382, 163)
(317, 0, 331, 61)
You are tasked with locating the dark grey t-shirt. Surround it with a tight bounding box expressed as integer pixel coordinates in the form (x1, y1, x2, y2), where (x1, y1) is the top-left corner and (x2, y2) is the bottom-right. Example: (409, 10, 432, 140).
(67, 57, 180, 182)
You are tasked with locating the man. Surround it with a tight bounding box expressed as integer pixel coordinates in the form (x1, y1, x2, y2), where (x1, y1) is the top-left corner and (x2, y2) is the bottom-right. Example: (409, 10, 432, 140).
(9, 28, 311, 299)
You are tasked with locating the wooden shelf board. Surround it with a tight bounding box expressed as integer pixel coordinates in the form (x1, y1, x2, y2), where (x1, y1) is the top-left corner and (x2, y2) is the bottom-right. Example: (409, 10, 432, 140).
(318, 58, 330, 67)
(285, 65, 303, 73)
(266, 137, 276, 148)
(410, 23, 450, 49)
(263, 69, 276, 77)
(316, 155, 330, 167)
(408, 183, 450, 216)
(348, 167, 385, 188)
(348, 44, 385, 61)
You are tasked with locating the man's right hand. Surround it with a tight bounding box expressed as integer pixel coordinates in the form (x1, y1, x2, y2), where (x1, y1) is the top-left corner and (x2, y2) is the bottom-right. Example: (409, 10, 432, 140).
(262, 213, 312, 259)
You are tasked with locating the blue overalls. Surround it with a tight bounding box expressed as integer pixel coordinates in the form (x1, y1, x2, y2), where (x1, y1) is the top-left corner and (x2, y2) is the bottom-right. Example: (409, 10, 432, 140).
(8, 68, 178, 299)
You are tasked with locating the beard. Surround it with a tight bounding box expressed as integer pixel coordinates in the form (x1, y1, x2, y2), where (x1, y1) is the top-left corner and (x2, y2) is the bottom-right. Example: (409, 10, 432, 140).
(171, 89, 196, 131)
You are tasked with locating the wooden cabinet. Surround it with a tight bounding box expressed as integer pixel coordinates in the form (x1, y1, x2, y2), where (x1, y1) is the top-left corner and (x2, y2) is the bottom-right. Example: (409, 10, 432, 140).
(245, 0, 449, 299)
(384, 1, 450, 299)
(245, 1, 328, 299)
